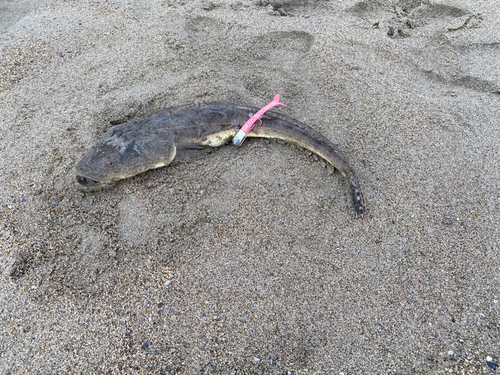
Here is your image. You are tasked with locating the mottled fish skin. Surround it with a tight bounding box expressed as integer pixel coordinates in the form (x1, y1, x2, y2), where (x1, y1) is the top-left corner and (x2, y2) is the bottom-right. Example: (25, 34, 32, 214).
(76, 103, 366, 217)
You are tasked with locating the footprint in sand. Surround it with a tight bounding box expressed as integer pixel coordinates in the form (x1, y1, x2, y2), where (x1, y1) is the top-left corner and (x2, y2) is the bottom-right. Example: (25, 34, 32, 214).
(348, 0, 478, 38)
(256, 0, 325, 17)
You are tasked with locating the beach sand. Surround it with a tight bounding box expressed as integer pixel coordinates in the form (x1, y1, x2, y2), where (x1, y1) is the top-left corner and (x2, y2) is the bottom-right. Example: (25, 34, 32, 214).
(1, 0, 499, 373)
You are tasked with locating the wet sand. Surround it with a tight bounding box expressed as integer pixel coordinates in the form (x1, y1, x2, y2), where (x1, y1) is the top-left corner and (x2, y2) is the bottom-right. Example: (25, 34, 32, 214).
(1, 0, 499, 373)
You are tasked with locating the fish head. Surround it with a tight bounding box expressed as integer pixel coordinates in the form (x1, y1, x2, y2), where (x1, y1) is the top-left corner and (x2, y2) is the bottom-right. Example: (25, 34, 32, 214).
(75, 125, 176, 188)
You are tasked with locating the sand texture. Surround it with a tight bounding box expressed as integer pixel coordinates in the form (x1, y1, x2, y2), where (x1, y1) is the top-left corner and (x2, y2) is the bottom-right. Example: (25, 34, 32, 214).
(1, 0, 499, 373)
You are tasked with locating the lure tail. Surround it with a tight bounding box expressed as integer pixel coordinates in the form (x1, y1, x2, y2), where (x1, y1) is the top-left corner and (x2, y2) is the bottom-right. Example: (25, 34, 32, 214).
(233, 94, 287, 146)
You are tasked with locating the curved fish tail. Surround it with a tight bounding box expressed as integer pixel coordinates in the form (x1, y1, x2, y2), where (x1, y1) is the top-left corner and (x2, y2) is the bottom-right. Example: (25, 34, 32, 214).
(348, 171, 365, 218)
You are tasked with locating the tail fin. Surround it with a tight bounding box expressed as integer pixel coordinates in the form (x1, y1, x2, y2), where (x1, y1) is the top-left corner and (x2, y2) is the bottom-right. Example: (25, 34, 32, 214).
(348, 171, 365, 218)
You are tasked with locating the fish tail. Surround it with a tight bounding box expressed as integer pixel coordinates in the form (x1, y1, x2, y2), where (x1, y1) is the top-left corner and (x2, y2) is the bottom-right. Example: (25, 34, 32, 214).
(348, 171, 365, 218)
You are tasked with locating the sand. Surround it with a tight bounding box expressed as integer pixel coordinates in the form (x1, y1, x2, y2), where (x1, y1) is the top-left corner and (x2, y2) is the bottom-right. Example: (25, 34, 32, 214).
(1, 0, 499, 373)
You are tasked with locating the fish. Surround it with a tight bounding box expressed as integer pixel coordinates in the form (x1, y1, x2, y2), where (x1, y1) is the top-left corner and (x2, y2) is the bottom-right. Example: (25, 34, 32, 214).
(75, 103, 366, 217)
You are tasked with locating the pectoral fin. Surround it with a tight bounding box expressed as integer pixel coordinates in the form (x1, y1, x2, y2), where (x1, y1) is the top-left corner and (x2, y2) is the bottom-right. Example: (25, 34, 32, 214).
(174, 143, 208, 161)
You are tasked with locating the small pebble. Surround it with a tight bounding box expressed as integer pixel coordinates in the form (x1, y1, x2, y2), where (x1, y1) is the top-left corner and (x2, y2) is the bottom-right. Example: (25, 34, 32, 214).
(487, 356, 493, 362)
(487, 361, 499, 371)
(448, 350, 454, 356)
(141, 342, 149, 349)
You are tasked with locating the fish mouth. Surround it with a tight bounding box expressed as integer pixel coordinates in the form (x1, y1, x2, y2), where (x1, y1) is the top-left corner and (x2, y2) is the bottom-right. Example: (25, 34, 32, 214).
(76, 175, 105, 188)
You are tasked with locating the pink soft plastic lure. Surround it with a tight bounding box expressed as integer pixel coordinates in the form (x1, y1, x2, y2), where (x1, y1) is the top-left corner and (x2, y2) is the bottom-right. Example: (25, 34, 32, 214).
(233, 94, 287, 146)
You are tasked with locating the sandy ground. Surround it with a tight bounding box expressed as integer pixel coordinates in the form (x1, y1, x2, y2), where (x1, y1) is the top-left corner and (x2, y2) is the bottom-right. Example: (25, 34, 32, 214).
(1, 0, 499, 373)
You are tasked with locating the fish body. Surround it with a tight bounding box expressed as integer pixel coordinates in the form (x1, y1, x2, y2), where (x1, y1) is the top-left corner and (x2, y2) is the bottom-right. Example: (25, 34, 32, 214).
(76, 103, 366, 217)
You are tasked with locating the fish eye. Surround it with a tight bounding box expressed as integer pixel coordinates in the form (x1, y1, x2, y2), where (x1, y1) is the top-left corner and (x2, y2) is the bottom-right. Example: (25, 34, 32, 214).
(106, 161, 115, 167)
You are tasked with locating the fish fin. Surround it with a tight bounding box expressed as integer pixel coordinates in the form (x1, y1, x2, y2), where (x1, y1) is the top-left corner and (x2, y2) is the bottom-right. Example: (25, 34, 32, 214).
(348, 172, 365, 218)
(176, 143, 206, 151)
(174, 143, 208, 161)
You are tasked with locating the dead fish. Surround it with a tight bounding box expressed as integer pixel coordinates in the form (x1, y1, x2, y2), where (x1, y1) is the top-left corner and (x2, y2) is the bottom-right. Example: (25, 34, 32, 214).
(76, 103, 366, 217)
